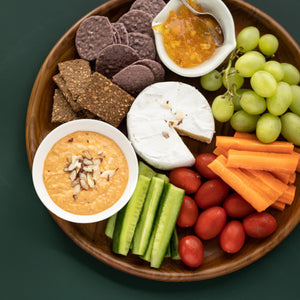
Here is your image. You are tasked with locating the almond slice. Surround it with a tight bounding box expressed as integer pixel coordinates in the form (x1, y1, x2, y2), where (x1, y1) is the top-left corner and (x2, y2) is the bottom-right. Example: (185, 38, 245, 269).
(87, 173, 95, 188)
(80, 179, 89, 190)
(83, 158, 93, 165)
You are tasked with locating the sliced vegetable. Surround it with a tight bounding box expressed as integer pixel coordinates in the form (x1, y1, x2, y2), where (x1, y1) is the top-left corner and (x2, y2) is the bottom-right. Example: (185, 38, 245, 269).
(216, 136, 294, 153)
(208, 155, 276, 211)
(170, 229, 181, 260)
(104, 213, 117, 239)
(150, 183, 185, 268)
(271, 201, 286, 211)
(131, 176, 165, 255)
(276, 184, 296, 205)
(138, 161, 156, 178)
(112, 175, 151, 256)
(227, 149, 298, 173)
(155, 173, 170, 183)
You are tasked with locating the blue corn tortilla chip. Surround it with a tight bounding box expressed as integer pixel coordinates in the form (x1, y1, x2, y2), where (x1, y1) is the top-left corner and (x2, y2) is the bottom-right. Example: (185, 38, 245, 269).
(130, 0, 166, 18)
(132, 59, 165, 82)
(112, 23, 129, 45)
(117, 9, 153, 37)
(112, 64, 155, 96)
(128, 32, 156, 60)
(75, 16, 115, 61)
(95, 44, 140, 78)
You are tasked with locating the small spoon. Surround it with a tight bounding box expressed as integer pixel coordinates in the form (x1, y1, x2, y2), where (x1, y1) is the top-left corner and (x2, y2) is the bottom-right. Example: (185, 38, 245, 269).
(180, 0, 224, 46)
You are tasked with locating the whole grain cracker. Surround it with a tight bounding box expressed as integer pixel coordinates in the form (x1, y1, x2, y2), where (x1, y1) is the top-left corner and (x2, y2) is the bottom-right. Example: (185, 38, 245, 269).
(53, 73, 82, 112)
(77, 72, 135, 127)
(51, 89, 79, 123)
(58, 59, 92, 101)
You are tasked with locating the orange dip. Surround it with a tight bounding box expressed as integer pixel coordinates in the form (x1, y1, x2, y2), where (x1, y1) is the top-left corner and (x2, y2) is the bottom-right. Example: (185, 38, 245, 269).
(43, 131, 129, 215)
(154, 2, 216, 68)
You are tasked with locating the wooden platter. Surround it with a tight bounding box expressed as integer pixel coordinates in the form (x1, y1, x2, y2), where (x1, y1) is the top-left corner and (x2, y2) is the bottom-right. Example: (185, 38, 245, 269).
(25, 0, 300, 281)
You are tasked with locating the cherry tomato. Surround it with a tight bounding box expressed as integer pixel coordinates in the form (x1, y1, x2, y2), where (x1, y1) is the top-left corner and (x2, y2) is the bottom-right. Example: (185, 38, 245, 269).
(195, 153, 218, 179)
(178, 235, 204, 268)
(243, 212, 277, 238)
(169, 167, 201, 194)
(177, 196, 199, 227)
(194, 206, 227, 240)
(195, 178, 230, 209)
(223, 193, 255, 218)
(220, 220, 245, 253)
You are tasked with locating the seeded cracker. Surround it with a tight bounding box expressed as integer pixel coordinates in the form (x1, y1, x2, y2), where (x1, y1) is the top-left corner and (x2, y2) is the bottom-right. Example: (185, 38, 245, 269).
(53, 74, 82, 112)
(58, 59, 92, 101)
(77, 72, 135, 127)
(51, 89, 79, 123)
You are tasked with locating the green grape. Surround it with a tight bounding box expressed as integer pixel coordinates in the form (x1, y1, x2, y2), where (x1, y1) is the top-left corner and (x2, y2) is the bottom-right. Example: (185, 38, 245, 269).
(263, 61, 284, 81)
(250, 70, 277, 98)
(258, 34, 279, 56)
(281, 63, 300, 85)
(256, 113, 281, 143)
(290, 85, 300, 115)
(232, 89, 250, 111)
(235, 51, 265, 78)
(212, 95, 234, 122)
(281, 112, 300, 146)
(240, 90, 266, 115)
(200, 70, 223, 91)
(230, 110, 259, 132)
(236, 26, 260, 52)
(266, 81, 292, 116)
(222, 68, 244, 90)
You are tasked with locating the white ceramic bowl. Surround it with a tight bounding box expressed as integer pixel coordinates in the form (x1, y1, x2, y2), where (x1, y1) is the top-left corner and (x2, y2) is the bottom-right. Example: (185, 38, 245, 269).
(32, 119, 138, 224)
(152, 0, 236, 77)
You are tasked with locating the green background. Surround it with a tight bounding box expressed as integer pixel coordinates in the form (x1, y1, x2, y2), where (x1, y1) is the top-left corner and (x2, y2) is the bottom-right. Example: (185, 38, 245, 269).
(1, 0, 299, 299)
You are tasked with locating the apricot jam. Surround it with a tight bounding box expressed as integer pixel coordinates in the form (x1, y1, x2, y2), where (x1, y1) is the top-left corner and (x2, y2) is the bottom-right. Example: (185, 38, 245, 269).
(154, 3, 216, 68)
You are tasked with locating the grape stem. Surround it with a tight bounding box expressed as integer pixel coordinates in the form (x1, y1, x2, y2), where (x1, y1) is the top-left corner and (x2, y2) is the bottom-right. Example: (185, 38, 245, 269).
(222, 48, 242, 101)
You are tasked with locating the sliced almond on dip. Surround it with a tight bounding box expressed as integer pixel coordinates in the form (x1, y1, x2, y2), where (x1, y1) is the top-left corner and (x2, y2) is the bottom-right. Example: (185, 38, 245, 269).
(63, 149, 119, 198)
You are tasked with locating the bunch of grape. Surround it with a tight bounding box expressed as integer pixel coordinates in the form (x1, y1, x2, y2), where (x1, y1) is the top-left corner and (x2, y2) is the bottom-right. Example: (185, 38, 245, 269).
(201, 26, 300, 145)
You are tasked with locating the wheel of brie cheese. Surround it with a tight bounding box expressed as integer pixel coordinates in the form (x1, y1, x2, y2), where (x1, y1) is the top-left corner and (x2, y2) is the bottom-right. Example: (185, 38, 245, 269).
(127, 81, 215, 170)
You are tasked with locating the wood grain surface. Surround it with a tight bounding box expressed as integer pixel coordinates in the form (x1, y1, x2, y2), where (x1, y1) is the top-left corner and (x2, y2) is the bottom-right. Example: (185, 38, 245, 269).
(25, 0, 300, 281)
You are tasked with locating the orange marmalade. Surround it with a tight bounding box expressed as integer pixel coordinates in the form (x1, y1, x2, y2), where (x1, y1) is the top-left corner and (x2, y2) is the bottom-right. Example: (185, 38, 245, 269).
(154, 3, 215, 68)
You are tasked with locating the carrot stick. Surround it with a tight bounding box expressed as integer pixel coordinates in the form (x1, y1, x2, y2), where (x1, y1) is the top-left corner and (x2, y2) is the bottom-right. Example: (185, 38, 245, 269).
(294, 147, 300, 154)
(216, 136, 294, 153)
(245, 169, 289, 197)
(289, 172, 296, 184)
(233, 132, 257, 140)
(227, 149, 299, 173)
(293, 151, 300, 172)
(213, 147, 228, 157)
(208, 155, 277, 212)
(271, 171, 292, 184)
(276, 185, 296, 205)
(271, 201, 286, 211)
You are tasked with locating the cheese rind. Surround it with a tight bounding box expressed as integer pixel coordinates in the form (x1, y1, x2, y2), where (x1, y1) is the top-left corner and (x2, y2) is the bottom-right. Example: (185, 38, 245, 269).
(127, 82, 215, 170)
